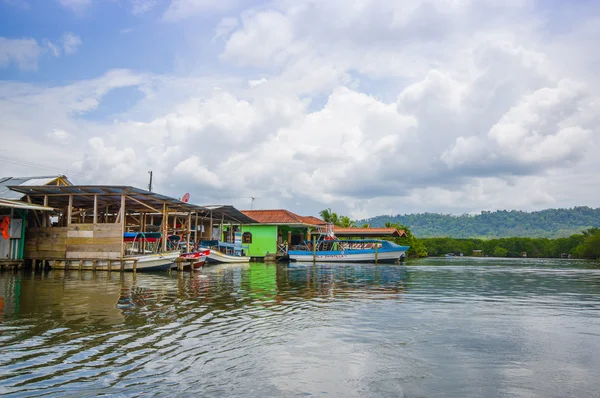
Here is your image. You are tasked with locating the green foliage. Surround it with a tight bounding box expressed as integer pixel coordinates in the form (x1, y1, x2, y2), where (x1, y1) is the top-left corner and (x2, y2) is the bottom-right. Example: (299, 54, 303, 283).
(338, 216, 355, 228)
(493, 246, 509, 257)
(358, 207, 600, 238)
(573, 228, 600, 259)
(420, 234, 589, 258)
(382, 222, 428, 258)
(319, 209, 355, 228)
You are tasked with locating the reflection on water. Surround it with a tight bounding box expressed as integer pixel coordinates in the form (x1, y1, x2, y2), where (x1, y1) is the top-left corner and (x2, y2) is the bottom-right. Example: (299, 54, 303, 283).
(1, 258, 600, 397)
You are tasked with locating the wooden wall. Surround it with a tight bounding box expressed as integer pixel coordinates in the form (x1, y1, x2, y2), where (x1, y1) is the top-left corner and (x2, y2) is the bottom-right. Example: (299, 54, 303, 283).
(25, 227, 67, 259)
(25, 224, 123, 260)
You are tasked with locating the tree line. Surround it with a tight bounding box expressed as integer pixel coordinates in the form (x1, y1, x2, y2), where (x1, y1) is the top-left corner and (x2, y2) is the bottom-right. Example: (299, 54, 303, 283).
(356, 206, 600, 238)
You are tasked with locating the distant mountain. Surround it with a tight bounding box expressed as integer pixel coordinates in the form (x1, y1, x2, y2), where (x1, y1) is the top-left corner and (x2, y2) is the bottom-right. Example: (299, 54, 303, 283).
(360, 207, 600, 238)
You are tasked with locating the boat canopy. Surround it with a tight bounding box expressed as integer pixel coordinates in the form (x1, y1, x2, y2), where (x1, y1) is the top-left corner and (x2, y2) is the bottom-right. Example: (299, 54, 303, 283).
(124, 232, 163, 239)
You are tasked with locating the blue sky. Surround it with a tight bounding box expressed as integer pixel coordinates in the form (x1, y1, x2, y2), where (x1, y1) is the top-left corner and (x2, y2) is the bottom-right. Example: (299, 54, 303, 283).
(1, 0, 600, 218)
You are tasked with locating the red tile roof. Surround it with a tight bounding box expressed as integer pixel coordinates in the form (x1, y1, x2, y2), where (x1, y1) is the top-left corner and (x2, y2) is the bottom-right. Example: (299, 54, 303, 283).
(300, 216, 326, 225)
(333, 227, 407, 237)
(241, 209, 307, 224)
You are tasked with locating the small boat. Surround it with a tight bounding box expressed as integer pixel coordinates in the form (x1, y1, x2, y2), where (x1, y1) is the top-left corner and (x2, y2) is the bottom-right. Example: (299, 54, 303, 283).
(49, 252, 180, 271)
(288, 224, 409, 263)
(50, 232, 180, 271)
(200, 240, 251, 264)
(172, 249, 210, 270)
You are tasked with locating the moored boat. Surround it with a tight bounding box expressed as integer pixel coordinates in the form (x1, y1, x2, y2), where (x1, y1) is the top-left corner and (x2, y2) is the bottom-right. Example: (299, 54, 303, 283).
(172, 249, 210, 270)
(200, 240, 251, 263)
(288, 224, 409, 263)
(49, 251, 180, 271)
(205, 249, 251, 263)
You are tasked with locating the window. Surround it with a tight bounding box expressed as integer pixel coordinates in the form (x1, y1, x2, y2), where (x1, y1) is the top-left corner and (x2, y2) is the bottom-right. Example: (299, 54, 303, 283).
(242, 232, 252, 244)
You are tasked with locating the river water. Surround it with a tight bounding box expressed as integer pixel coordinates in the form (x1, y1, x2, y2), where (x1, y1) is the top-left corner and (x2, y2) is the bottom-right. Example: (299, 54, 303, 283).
(1, 258, 599, 397)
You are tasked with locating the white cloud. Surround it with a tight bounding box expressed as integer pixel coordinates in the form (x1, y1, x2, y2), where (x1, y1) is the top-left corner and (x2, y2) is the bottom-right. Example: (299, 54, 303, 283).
(213, 17, 238, 41)
(131, 0, 159, 15)
(47, 128, 70, 142)
(163, 0, 238, 21)
(3, 0, 600, 217)
(0, 37, 41, 70)
(44, 39, 61, 57)
(61, 32, 82, 55)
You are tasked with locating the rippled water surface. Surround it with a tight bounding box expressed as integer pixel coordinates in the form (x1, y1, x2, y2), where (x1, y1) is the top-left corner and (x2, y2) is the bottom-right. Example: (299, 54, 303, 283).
(1, 258, 600, 397)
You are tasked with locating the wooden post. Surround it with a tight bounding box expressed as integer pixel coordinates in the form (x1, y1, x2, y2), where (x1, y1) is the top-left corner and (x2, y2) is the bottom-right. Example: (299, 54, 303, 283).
(162, 203, 168, 252)
(93, 194, 98, 224)
(186, 213, 192, 253)
(312, 236, 317, 263)
(194, 212, 198, 248)
(287, 231, 292, 248)
(120, 260, 125, 272)
(209, 210, 213, 239)
(92, 260, 97, 272)
(67, 195, 73, 225)
(42, 196, 48, 227)
(133, 259, 137, 273)
(220, 214, 224, 242)
(120, 194, 126, 258)
(375, 244, 379, 264)
(79, 259, 83, 271)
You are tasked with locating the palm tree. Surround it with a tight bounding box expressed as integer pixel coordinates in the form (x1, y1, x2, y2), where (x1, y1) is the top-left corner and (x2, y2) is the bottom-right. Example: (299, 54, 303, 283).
(339, 216, 355, 228)
(320, 208, 340, 226)
(320, 208, 333, 223)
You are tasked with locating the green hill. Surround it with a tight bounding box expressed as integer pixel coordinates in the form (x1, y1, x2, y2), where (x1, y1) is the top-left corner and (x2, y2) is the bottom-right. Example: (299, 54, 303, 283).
(360, 207, 600, 238)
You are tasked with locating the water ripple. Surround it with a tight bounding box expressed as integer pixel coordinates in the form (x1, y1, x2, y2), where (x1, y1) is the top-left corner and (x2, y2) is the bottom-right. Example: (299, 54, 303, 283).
(1, 259, 600, 397)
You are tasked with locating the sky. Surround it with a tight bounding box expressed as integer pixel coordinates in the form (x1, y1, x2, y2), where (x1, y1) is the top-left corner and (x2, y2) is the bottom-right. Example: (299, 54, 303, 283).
(1, 0, 599, 219)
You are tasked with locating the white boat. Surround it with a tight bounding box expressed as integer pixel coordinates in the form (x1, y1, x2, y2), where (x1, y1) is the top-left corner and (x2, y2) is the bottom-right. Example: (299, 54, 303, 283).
(204, 249, 250, 263)
(49, 252, 180, 271)
(288, 224, 409, 263)
(200, 240, 250, 263)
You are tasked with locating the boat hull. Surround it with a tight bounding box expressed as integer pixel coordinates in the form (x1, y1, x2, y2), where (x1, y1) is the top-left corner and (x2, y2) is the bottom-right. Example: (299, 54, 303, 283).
(49, 252, 180, 272)
(202, 248, 251, 264)
(171, 255, 207, 270)
(288, 249, 406, 263)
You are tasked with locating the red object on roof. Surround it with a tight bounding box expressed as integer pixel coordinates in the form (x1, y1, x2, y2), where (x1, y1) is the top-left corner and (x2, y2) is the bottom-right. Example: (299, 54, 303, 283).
(182, 193, 190, 203)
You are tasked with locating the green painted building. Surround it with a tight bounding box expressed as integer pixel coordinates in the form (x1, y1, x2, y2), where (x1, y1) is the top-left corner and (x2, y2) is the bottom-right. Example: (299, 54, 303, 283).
(240, 210, 323, 259)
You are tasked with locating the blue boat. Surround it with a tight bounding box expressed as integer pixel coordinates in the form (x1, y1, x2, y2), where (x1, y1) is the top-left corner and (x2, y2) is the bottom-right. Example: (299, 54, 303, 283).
(288, 225, 409, 263)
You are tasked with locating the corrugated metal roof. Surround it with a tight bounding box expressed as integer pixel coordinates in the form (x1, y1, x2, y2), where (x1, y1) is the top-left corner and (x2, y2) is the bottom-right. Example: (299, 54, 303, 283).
(0, 198, 55, 211)
(202, 205, 257, 224)
(8, 185, 208, 213)
(0, 175, 68, 200)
